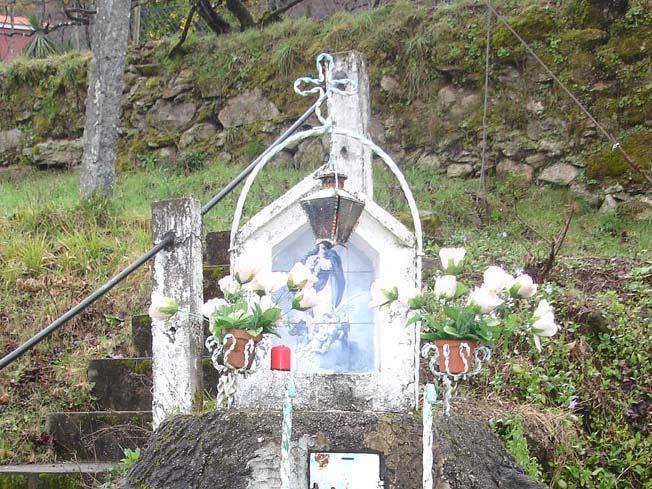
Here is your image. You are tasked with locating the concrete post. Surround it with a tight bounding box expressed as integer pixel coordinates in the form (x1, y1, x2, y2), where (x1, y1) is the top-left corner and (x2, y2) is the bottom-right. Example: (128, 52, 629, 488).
(79, 0, 131, 197)
(151, 198, 203, 430)
(328, 51, 373, 198)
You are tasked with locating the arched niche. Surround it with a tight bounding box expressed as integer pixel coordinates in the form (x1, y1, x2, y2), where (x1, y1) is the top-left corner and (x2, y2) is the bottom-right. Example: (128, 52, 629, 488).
(271, 225, 379, 374)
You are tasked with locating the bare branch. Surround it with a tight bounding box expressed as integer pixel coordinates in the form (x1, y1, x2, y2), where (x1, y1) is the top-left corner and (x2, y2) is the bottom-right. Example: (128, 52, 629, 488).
(260, 0, 307, 24)
(168, 5, 197, 58)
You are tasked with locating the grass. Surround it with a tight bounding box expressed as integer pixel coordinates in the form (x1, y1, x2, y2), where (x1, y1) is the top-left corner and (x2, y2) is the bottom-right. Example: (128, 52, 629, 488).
(1, 157, 650, 482)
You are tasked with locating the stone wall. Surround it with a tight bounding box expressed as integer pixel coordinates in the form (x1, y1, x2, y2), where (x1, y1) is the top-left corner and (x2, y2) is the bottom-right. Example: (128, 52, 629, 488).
(1, 1, 650, 218)
(124, 411, 546, 489)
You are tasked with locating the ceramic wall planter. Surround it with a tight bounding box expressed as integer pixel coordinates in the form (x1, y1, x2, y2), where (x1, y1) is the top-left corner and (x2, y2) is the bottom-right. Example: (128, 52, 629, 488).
(223, 329, 263, 369)
(433, 339, 478, 374)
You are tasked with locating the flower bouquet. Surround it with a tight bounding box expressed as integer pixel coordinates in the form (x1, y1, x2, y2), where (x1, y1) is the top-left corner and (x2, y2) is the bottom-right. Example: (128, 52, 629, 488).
(370, 247, 558, 374)
(149, 251, 320, 370)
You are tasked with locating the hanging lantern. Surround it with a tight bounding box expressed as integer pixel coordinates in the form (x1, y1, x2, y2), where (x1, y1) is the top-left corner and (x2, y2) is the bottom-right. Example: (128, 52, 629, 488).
(300, 170, 365, 245)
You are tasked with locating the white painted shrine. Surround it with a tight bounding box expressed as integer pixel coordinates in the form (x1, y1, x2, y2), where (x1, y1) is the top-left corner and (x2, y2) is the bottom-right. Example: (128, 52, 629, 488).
(228, 52, 423, 412)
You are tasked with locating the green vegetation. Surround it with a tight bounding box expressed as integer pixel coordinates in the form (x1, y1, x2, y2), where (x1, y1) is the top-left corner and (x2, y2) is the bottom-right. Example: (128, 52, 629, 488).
(0, 0, 650, 487)
(1, 159, 650, 488)
(1, 0, 650, 181)
(491, 416, 544, 481)
(586, 128, 652, 182)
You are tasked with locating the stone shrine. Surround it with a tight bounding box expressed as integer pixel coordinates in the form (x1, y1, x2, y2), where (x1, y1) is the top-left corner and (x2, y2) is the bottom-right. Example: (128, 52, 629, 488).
(137, 52, 546, 489)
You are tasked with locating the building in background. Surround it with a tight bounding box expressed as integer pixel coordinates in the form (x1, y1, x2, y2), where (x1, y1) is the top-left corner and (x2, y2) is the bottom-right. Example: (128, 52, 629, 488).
(0, 16, 34, 62)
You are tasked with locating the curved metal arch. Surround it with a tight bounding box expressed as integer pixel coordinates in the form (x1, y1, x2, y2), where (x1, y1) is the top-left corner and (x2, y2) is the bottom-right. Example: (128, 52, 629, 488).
(229, 128, 423, 257)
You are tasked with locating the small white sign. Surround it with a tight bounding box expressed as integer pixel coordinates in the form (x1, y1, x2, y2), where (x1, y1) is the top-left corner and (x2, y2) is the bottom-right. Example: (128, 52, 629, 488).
(309, 452, 382, 489)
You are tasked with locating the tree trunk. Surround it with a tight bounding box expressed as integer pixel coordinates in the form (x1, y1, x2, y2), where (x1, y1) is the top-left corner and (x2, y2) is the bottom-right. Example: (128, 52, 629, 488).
(195, 0, 231, 35)
(226, 0, 255, 30)
(79, 0, 131, 198)
(124, 411, 547, 489)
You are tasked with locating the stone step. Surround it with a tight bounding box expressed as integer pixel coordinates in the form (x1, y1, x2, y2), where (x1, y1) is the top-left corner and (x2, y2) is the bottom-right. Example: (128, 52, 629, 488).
(46, 411, 152, 462)
(204, 230, 230, 266)
(131, 314, 215, 358)
(88, 357, 221, 411)
(0, 462, 115, 488)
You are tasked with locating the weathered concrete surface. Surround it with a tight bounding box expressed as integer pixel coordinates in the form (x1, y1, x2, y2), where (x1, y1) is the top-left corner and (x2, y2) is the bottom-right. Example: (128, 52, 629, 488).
(124, 411, 546, 489)
(151, 198, 204, 429)
(327, 51, 373, 196)
(79, 0, 131, 197)
(88, 358, 221, 411)
(46, 411, 151, 462)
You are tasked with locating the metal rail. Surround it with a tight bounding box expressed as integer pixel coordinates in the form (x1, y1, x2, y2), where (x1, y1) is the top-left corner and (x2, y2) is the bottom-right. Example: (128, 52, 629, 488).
(0, 236, 172, 370)
(202, 95, 324, 215)
(0, 99, 320, 371)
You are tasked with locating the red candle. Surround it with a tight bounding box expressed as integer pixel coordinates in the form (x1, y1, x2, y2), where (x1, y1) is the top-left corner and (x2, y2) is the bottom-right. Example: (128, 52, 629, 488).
(271, 345, 291, 371)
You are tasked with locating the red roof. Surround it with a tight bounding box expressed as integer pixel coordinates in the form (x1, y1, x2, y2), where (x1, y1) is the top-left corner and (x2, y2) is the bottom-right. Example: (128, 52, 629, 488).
(0, 16, 34, 30)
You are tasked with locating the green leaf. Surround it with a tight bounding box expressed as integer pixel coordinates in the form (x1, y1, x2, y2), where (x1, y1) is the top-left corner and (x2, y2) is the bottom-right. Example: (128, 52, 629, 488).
(442, 325, 463, 338)
(454, 282, 469, 298)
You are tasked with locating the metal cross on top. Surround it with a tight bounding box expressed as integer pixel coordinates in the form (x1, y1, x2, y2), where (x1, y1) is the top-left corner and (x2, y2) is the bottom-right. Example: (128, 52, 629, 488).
(293, 53, 358, 126)
(295, 52, 374, 197)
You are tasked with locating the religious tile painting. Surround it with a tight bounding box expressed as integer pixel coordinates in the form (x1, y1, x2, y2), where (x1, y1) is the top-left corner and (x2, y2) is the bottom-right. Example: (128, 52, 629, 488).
(272, 226, 377, 374)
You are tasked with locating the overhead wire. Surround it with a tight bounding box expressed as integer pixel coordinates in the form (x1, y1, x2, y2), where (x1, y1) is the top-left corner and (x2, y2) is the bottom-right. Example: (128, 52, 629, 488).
(482, 0, 652, 187)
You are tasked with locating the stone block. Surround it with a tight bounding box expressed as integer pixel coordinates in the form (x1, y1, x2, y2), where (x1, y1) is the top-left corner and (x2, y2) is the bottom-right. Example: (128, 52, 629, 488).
(179, 123, 218, 149)
(447, 163, 473, 178)
(218, 89, 279, 128)
(0, 128, 21, 165)
(204, 231, 230, 266)
(46, 411, 152, 461)
(496, 159, 534, 184)
(148, 99, 197, 132)
(25, 139, 83, 168)
(538, 163, 579, 186)
(89, 358, 221, 411)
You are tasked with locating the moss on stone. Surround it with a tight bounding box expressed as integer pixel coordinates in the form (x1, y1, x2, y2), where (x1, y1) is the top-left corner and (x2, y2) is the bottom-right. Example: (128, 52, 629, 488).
(607, 27, 651, 62)
(586, 128, 652, 183)
(492, 6, 555, 60)
(37, 473, 84, 489)
(559, 28, 608, 50)
(0, 475, 28, 489)
(120, 358, 153, 375)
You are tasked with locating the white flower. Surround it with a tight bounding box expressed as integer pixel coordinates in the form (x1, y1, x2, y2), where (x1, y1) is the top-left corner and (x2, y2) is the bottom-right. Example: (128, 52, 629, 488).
(399, 285, 420, 304)
(468, 286, 503, 314)
(251, 294, 274, 311)
(287, 262, 318, 291)
(511, 274, 538, 298)
(439, 247, 466, 274)
(245, 270, 288, 294)
(201, 298, 227, 319)
(148, 295, 178, 320)
(483, 266, 514, 293)
(531, 299, 558, 351)
(434, 275, 457, 299)
(369, 279, 399, 307)
(233, 251, 267, 284)
(292, 287, 319, 311)
(218, 275, 240, 296)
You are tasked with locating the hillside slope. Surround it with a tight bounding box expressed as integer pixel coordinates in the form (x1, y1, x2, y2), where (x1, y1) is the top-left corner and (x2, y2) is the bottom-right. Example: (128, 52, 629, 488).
(0, 1, 651, 488)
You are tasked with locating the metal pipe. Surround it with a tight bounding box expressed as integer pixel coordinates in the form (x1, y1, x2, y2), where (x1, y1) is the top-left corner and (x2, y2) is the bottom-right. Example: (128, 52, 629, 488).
(0, 235, 173, 371)
(201, 96, 322, 215)
(0, 99, 321, 370)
